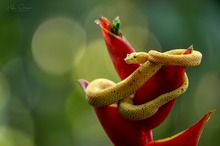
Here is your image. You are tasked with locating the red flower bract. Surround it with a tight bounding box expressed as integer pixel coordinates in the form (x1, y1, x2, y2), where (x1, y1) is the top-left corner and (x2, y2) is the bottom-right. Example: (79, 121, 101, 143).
(145, 111, 213, 146)
(79, 17, 213, 146)
(97, 17, 185, 130)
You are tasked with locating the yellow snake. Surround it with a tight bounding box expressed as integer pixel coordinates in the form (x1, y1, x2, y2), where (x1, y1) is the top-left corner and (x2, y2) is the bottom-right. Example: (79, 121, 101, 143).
(85, 47, 202, 120)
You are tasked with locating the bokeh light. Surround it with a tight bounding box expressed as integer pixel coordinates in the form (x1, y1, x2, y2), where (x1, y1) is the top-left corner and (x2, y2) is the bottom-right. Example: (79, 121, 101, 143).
(84, 1, 148, 41)
(122, 25, 162, 52)
(194, 72, 220, 115)
(74, 39, 118, 82)
(0, 0, 220, 145)
(32, 17, 86, 75)
(0, 126, 34, 146)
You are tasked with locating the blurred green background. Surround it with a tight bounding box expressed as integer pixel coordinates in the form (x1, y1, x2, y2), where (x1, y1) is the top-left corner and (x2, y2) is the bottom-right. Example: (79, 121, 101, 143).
(0, 0, 220, 145)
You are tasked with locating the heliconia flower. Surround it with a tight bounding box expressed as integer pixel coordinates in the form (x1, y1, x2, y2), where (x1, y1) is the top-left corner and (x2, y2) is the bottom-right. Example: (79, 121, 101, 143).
(145, 111, 213, 146)
(78, 17, 213, 146)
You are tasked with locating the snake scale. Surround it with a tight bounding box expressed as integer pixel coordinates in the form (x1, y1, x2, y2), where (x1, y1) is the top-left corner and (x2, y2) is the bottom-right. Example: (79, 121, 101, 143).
(85, 47, 202, 120)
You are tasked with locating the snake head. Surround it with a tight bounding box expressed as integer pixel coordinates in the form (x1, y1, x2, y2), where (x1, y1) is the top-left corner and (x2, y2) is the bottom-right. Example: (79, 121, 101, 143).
(124, 52, 149, 64)
(78, 16, 212, 146)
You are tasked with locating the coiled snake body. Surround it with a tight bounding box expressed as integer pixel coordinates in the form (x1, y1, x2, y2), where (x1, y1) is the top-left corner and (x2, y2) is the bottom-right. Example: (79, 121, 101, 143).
(85, 47, 202, 120)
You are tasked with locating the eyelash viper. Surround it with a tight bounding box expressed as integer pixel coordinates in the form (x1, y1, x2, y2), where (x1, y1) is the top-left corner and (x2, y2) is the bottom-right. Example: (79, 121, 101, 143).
(84, 47, 202, 120)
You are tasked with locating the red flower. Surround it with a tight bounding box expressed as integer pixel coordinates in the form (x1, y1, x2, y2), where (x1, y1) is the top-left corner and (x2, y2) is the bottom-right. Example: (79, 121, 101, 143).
(79, 17, 213, 146)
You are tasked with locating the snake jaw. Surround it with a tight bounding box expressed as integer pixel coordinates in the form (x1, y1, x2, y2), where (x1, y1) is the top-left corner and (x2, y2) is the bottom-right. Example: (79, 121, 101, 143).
(77, 16, 214, 146)
(85, 48, 202, 121)
(124, 52, 149, 64)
